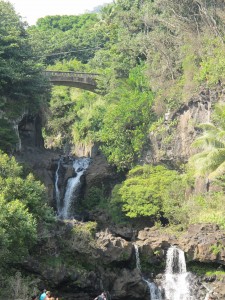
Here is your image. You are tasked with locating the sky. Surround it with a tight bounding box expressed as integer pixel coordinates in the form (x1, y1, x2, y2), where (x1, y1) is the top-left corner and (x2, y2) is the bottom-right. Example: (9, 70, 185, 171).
(9, 0, 113, 25)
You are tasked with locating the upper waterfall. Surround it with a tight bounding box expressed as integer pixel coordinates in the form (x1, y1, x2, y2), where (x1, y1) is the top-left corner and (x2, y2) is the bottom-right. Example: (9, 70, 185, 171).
(55, 157, 90, 219)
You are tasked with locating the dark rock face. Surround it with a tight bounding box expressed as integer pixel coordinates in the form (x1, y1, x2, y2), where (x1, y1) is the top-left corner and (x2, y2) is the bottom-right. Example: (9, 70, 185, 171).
(18, 113, 44, 150)
(136, 224, 225, 265)
(142, 87, 225, 166)
(22, 221, 225, 299)
(111, 269, 147, 300)
(85, 150, 121, 198)
(22, 220, 148, 300)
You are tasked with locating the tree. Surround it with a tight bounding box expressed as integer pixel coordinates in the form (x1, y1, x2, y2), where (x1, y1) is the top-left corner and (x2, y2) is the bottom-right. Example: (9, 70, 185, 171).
(0, 151, 54, 226)
(0, 151, 56, 265)
(28, 13, 109, 64)
(0, 1, 49, 151)
(113, 164, 181, 218)
(99, 65, 154, 170)
(189, 103, 225, 180)
(0, 195, 37, 265)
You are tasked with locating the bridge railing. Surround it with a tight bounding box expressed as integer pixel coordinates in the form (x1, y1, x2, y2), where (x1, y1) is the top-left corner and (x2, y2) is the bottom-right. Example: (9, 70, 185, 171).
(43, 70, 99, 79)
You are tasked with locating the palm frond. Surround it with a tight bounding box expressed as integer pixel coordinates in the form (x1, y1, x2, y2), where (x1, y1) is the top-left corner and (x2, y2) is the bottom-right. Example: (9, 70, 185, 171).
(197, 123, 218, 132)
(209, 161, 225, 180)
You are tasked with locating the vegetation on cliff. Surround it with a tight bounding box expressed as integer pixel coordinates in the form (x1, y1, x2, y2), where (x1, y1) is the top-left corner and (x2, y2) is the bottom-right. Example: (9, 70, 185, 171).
(0, 151, 54, 265)
(28, 0, 225, 230)
(1, 0, 225, 228)
(0, 1, 50, 152)
(1, 0, 225, 298)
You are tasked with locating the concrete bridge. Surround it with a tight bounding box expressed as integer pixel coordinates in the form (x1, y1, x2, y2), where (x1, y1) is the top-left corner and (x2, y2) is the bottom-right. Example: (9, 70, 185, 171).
(44, 71, 99, 92)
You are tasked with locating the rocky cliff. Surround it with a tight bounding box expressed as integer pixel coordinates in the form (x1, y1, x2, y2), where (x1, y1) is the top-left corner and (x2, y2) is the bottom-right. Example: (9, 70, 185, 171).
(143, 86, 225, 166)
(14, 88, 225, 300)
(21, 220, 225, 300)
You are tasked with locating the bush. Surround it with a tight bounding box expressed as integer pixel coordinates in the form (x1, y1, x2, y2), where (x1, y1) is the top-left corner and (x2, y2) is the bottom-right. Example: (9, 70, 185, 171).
(111, 165, 182, 219)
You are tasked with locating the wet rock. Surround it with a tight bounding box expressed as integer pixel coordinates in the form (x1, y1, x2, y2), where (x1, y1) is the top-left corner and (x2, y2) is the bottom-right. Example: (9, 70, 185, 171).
(95, 230, 133, 264)
(111, 269, 147, 300)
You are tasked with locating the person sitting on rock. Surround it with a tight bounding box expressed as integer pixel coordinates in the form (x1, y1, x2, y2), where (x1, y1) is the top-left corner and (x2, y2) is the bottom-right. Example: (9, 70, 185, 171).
(94, 291, 107, 300)
(40, 289, 46, 300)
(44, 291, 51, 299)
(105, 291, 111, 300)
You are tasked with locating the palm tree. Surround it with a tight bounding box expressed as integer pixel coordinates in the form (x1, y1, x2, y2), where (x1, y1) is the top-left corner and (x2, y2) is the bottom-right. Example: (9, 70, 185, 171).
(189, 103, 225, 180)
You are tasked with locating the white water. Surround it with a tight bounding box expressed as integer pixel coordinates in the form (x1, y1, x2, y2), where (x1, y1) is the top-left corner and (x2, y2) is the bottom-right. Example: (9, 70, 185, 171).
(134, 244, 141, 271)
(60, 158, 90, 219)
(134, 244, 161, 300)
(164, 246, 191, 300)
(144, 280, 161, 300)
(55, 159, 61, 214)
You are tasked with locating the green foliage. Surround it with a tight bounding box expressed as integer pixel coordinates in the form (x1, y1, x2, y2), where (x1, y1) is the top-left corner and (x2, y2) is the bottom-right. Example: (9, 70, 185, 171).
(188, 191, 225, 229)
(28, 13, 109, 64)
(188, 262, 225, 278)
(196, 38, 225, 86)
(99, 66, 155, 169)
(0, 195, 37, 264)
(0, 119, 18, 152)
(36, 14, 98, 32)
(210, 242, 224, 256)
(44, 84, 105, 151)
(0, 272, 39, 300)
(0, 151, 22, 178)
(70, 222, 97, 251)
(0, 152, 54, 265)
(0, 1, 49, 121)
(72, 221, 97, 237)
(108, 184, 129, 224)
(189, 103, 225, 179)
(111, 164, 181, 218)
(82, 187, 106, 210)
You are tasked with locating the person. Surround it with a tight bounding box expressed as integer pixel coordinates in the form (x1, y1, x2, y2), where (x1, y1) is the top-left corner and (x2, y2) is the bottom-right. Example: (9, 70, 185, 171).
(94, 291, 107, 300)
(45, 291, 51, 299)
(105, 291, 111, 300)
(31, 296, 38, 300)
(40, 289, 46, 300)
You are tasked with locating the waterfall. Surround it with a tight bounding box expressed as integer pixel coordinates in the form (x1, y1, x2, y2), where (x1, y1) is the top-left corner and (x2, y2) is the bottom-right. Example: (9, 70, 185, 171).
(59, 157, 90, 219)
(143, 279, 162, 300)
(164, 246, 191, 300)
(13, 123, 22, 151)
(55, 158, 61, 214)
(134, 244, 161, 300)
(134, 244, 141, 271)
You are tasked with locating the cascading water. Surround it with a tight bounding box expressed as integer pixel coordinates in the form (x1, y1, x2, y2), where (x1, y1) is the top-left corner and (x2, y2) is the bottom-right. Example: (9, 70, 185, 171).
(57, 157, 90, 219)
(55, 158, 61, 215)
(134, 244, 161, 300)
(163, 246, 192, 300)
(144, 280, 162, 300)
(134, 244, 141, 271)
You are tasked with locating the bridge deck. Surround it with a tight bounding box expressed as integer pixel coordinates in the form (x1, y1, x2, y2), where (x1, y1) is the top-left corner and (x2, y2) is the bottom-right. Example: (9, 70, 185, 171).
(44, 71, 99, 92)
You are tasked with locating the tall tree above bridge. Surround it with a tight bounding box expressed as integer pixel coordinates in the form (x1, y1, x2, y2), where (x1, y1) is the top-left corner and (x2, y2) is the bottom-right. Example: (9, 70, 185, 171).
(0, 1, 49, 151)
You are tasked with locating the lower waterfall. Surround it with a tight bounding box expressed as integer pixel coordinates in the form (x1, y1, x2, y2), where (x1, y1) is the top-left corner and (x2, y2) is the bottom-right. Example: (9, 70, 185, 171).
(134, 245, 211, 300)
(163, 246, 192, 300)
(134, 244, 161, 300)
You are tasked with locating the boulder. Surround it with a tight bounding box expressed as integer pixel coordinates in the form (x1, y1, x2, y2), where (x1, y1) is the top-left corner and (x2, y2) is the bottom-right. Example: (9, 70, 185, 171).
(95, 230, 133, 264)
(111, 268, 147, 300)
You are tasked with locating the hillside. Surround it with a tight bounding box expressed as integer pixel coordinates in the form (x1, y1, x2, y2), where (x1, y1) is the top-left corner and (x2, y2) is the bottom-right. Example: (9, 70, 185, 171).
(1, 0, 225, 299)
